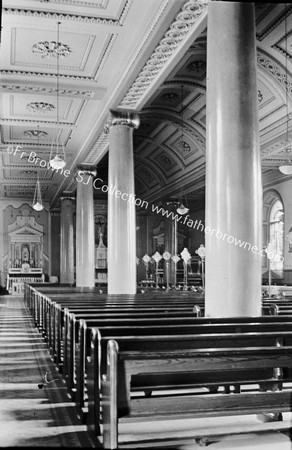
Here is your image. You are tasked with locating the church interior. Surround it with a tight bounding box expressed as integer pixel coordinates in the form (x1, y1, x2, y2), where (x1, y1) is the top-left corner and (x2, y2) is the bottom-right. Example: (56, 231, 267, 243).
(1, 1, 292, 448)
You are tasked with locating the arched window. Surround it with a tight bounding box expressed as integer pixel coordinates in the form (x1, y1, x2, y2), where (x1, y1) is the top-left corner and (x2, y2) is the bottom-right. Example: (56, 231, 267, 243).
(269, 199, 284, 274)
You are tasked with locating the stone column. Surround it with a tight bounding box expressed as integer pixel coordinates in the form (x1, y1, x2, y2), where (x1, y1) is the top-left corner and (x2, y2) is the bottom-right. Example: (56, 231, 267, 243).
(205, 2, 262, 317)
(164, 202, 178, 285)
(107, 111, 140, 294)
(75, 165, 96, 288)
(60, 193, 75, 285)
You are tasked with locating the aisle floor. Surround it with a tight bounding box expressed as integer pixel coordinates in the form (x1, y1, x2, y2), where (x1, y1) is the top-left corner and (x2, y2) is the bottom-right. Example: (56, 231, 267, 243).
(0, 295, 94, 448)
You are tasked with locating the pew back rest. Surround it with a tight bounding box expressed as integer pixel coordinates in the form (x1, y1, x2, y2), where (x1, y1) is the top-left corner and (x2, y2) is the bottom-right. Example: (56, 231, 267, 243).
(101, 339, 292, 449)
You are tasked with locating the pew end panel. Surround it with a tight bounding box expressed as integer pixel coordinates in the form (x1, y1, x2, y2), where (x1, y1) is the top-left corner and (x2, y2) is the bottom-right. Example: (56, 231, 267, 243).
(101, 341, 292, 450)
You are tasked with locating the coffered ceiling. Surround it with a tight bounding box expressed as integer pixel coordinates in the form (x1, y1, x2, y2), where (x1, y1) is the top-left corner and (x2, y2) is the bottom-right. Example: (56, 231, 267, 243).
(0, 1, 291, 211)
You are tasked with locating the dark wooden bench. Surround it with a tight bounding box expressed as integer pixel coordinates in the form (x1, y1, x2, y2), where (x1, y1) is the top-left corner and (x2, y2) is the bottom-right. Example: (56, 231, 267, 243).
(269, 304, 292, 316)
(101, 339, 292, 449)
(73, 316, 292, 390)
(192, 304, 273, 317)
(25, 284, 202, 323)
(27, 287, 199, 340)
(65, 313, 207, 395)
(80, 318, 292, 435)
(53, 302, 200, 367)
(33, 290, 202, 340)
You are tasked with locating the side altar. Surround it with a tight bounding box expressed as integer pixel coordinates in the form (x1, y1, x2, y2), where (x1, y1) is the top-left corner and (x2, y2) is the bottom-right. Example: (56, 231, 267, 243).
(6, 215, 45, 294)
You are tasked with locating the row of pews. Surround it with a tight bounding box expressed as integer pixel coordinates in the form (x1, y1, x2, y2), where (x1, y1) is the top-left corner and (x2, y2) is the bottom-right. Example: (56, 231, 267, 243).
(24, 283, 292, 449)
(194, 299, 292, 317)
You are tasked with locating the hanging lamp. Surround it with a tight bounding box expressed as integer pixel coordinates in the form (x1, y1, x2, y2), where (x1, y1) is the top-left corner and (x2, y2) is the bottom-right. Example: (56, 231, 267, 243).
(177, 84, 189, 215)
(32, 176, 44, 211)
(279, 5, 292, 175)
(49, 21, 66, 170)
(32, 125, 44, 211)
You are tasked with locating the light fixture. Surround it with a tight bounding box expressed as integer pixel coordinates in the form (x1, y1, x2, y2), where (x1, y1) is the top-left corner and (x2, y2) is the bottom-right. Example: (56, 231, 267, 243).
(33, 176, 44, 211)
(49, 21, 66, 170)
(176, 84, 189, 215)
(32, 125, 44, 211)
(177, 203, 189, 215)
(279, 5, 292, 175)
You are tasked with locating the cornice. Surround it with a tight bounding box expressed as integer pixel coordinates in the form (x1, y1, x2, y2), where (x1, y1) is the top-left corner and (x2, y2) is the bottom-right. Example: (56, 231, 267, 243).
(83, 129, 109, 164)
(271, 29, 292, 61)
(256, 5, 292, 42)
(40, 0, 107, 8)
(93, 34, 117, 81)
(0, 118, 74, 128)
(118, 0, 208, 110)
(0, 84, 93, 97)
(3, 0, 132, 26)
(0, 70, 95, 83)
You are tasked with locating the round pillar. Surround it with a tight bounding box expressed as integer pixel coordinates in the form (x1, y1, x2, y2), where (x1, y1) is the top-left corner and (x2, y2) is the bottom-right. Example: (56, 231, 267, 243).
(60, 193, 75, 285)
(107, 111, 139, 295)
(76, 166, 96, 288)
(205, 2, 262, 317)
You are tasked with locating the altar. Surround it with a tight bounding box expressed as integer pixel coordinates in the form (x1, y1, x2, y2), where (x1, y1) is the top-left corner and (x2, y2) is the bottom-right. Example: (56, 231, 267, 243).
(7, 268, 44, 295)
(6, 217, 45, 294)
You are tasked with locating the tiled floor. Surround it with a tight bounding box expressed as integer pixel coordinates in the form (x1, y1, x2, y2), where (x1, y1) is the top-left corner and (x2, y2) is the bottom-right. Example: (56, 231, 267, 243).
(0, 294, 291, 449)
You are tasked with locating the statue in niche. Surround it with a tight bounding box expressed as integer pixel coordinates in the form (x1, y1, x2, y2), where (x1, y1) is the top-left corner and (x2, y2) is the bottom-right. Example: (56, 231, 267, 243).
(21, 245, 30, 264)
(95, 215, 107, 270)
(95, 215, 107, 247)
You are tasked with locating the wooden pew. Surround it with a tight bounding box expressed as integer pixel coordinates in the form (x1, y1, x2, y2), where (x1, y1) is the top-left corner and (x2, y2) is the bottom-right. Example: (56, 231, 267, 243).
(65, 313, 205, 396)
(193, 304, 271, 317)
(72, 315, 292, 397)
(81, 317, 292, 435)
(101, 339, 292, 449)
(42, 293, 202, 362)
(53, 302, 200, 368)
(33, 290, 202, 339)
(269, 303, 292, 316)
(24, 284, 292, 447)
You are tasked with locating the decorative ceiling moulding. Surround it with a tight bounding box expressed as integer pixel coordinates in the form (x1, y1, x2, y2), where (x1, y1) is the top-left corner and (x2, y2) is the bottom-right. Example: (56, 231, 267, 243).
(32, 41, 71, 58)
(24, 130, 48, 138)
(272, 30, 292, 60)
(0, 70, 95, 83)
(26, 102, 55, 113)
(93, 34, 117, 82)
(140, 108, 206, 154)
(260, 105, 287, 130)
(83, 129, 109, 164)
(256, 5, 292, 42)
(0, 84, 94, 97)
(41, 0, 107, 8)
(0, 118, 74, 129)
(135, 153, 166, 182)
(3, 0, 131, 25)
(189, 38, 206, 50)
(163, 80, 206, 94)
(258, 89, 264, 103)
(20, 170, 38, 176)
(119, 0, 208, 110)
(257, 53, 292, 98)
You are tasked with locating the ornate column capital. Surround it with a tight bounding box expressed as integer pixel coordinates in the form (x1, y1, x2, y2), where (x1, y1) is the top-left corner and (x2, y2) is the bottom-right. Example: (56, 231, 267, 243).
(60, 191, 75, 202)
(76, 164, 97, 178)
(105, 110, 140, 132)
